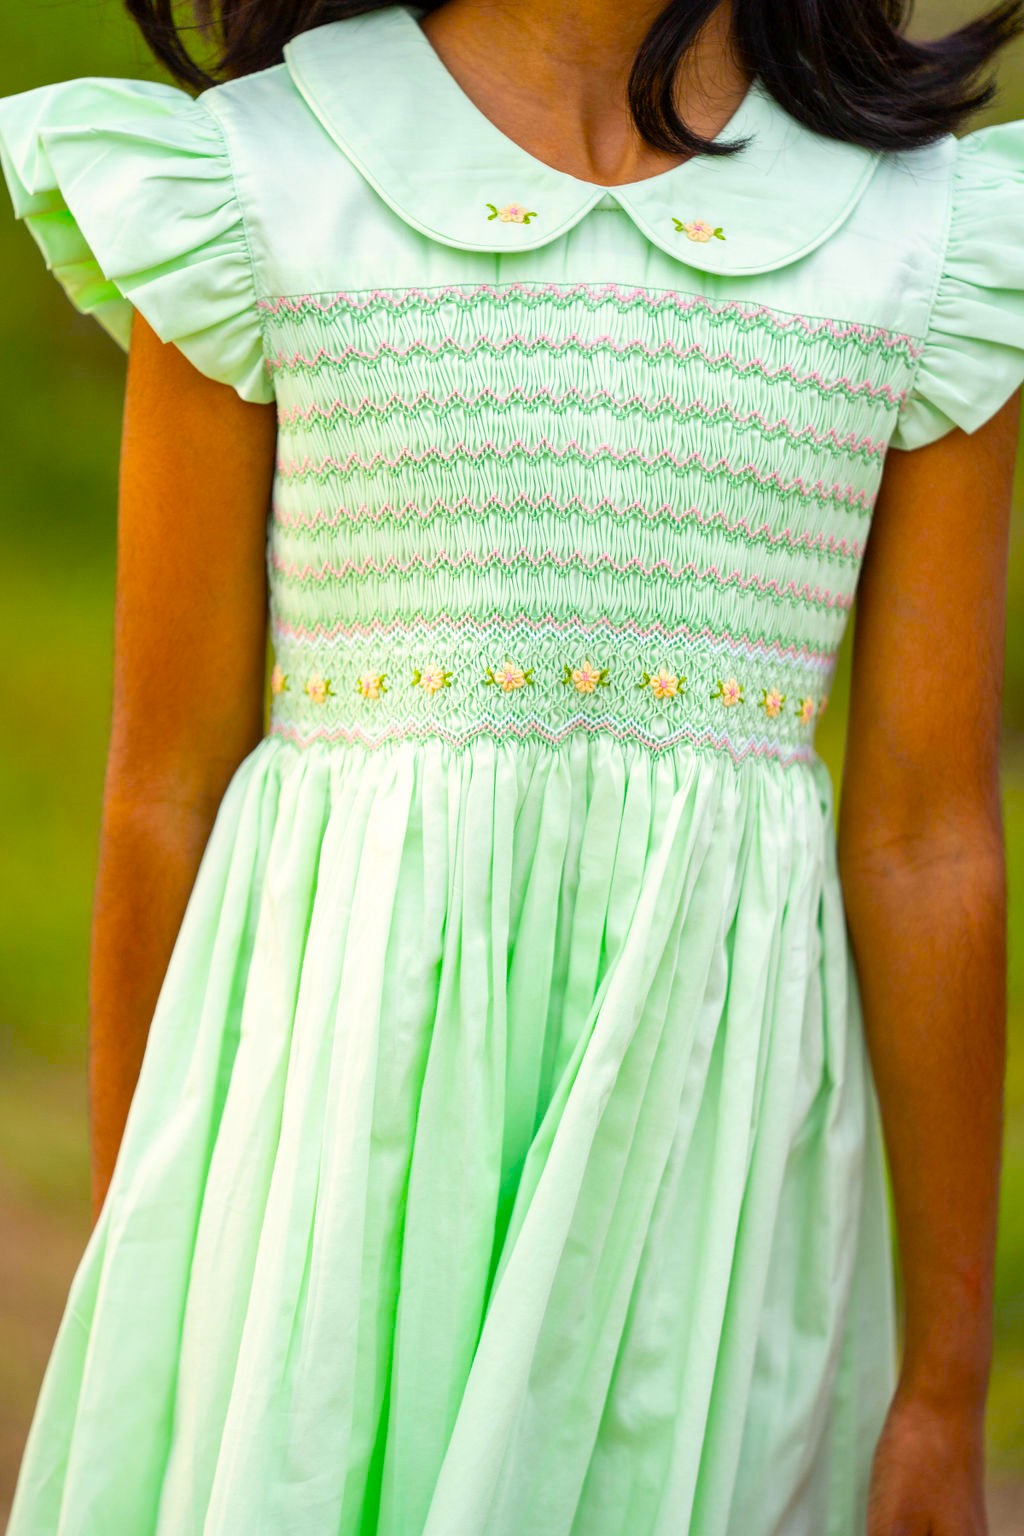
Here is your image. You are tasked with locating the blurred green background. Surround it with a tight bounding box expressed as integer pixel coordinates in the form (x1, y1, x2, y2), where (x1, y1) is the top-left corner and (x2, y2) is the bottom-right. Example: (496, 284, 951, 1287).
(0, 0, 1022, 1521)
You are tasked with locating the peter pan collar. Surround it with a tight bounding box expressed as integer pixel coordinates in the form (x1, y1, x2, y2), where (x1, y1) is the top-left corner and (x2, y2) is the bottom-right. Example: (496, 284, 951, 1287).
(283, 3, 881, 276)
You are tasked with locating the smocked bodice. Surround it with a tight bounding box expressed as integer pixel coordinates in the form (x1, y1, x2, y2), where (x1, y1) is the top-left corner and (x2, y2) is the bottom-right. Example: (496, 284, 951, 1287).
(5, 3, 1024, 778)
(263, 283, 917, 764)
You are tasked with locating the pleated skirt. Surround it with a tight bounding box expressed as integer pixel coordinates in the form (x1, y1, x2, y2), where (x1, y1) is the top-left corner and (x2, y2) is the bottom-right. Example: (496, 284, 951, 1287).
(7, 731, 897, 1536)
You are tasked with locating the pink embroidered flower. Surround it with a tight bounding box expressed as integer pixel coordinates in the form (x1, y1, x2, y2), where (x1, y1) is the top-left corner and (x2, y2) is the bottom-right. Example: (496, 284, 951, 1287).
(412, 664, 452, 695)
(640, 667, 683, 700)
(673, 217, 726, 243)
(796, 694, 816, 726)
(356, 671, 387, 701)
(486, 201, 538, 225)
(305, 673, 333, 705)
(484, 659, 534, 692)
(270, 663, 289, 696)
(759, 686, 785, 719)
(564, 659, 609, 694)
(818, 692, 829, 718)
(712, 677, 744, 708)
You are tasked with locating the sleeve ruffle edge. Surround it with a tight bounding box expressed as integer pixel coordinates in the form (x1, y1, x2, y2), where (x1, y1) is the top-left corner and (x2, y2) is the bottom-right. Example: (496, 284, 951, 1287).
(0, 76, 272, 404)
(892, 121, 1024, 451)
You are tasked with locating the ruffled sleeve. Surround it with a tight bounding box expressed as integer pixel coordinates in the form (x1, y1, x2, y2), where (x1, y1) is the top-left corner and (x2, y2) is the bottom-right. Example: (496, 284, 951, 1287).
(891, 121, 1024, 450)
(0, 76, 272, 403)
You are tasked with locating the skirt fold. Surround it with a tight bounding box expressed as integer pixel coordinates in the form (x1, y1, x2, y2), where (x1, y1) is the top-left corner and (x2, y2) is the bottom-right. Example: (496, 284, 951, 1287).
(7, 737, 897, 1536)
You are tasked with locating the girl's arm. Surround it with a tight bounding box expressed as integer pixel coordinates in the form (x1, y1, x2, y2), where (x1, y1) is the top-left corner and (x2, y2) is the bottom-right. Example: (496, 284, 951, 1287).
(838, 390, 1019, 1535)
(88, 312, 277, 1220)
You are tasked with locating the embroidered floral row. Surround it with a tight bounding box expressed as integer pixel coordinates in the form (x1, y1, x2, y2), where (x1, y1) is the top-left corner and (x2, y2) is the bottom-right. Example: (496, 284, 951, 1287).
(270, 659, 828, 724)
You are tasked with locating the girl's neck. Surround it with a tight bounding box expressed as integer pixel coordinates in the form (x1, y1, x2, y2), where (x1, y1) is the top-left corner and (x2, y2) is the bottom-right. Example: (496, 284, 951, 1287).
(419, 0, 747, 187)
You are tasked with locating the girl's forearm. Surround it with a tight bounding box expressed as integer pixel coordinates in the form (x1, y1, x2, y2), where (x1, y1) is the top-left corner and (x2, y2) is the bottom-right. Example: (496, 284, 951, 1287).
(841, 824, 1007, 1411)
(87, 785, 221, 1219)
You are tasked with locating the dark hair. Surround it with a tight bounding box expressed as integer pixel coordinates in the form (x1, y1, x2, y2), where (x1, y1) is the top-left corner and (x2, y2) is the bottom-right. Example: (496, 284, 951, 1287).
(126, 0, 1024, 156)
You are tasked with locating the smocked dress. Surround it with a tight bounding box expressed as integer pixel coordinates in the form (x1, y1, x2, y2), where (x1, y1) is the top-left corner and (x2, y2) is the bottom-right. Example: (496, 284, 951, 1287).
(3, 7, 1024, 1534)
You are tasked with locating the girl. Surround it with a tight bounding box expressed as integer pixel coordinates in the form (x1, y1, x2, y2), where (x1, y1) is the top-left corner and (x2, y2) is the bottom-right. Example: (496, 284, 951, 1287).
(1, 2, 1020, 1532)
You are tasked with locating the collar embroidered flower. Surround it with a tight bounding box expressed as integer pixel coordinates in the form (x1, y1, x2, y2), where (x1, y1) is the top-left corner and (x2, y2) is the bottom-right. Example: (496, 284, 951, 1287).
(796, 694, 816, 725)
(674, 217, 725, 243)
(270, 663, 289, 696)
(486, 202, 537, 224)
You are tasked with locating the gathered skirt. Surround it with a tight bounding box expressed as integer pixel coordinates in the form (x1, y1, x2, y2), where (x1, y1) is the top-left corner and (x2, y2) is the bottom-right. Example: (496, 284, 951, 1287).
(7, 731, 896, 1536)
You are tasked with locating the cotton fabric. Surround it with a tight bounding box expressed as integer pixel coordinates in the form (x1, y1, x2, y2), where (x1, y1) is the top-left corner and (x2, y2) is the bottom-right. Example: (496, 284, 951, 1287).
(2, 6, 1024, 1532)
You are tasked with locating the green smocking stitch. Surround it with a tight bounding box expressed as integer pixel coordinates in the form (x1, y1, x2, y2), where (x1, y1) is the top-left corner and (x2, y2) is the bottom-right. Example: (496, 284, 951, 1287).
(270, 502, 866, 570)
(267, 606, 841, 662)
(274, 391, 885, 466)
(267, 338, 907, 412)
(276, 445, 872, 512)
(270, 554, 849, 614)
(260, 289, 921, 362)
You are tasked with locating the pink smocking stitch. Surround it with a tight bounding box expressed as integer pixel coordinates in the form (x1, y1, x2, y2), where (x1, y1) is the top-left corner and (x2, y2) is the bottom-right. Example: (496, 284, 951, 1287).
(271, 495, 866, 561)
(269, 610, 839, 669)
(275, 387, 889, 459)
(275, 440, 873, 511)
(266, 335, 909, 407)
(268, 712, 818, 766)
(256, 283, 924, 357)
(269, 546, 854, 610)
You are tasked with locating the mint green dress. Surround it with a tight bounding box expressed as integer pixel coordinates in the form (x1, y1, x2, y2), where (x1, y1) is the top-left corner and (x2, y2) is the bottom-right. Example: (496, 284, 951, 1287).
(3, 7, 1024, 1534)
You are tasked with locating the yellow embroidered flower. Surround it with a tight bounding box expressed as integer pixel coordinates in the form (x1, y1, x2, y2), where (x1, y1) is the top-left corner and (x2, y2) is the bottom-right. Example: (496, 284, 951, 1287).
(639, 667, 684, 700)
(711, 677, 744, 708)
(356, 671, 388, 700)
(412, 664, 453, 695)
(759, 686, 785, 719)
(484, 659, 534, 692)
(563, 659, 609, 694)
(270, 663, 289, 696)
(304, 673, 333, 705)
(673, 217, 726, 243)
(486, 201, 538, 225)
(796, 694, 816, 726)
(818, 692, 829, 718)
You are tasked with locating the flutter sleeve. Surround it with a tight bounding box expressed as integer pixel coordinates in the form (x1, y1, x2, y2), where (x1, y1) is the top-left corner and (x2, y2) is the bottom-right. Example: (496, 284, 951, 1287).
(0, 76, 271, 403)
(891, 120, 1024, 451)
